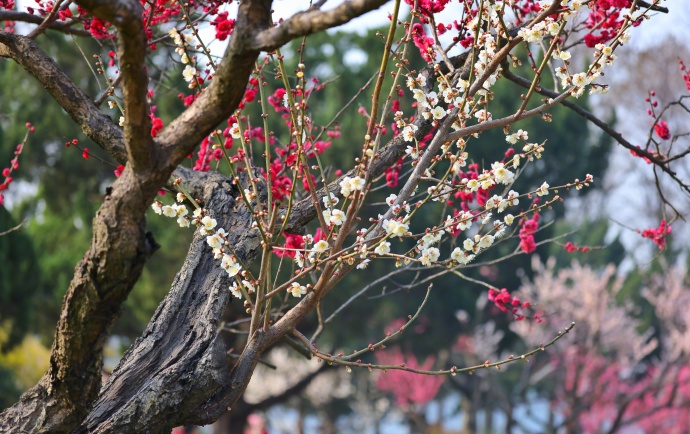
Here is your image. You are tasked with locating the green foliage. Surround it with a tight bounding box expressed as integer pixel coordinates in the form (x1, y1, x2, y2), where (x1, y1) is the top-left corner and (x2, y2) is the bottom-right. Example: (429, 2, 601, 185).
(0, 321, 50, 410)
(0, 210, 40, 347)
(0, 364, 21, 411)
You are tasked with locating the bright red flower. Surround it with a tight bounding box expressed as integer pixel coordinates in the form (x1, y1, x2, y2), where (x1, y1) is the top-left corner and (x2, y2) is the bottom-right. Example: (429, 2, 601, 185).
(654, 120, 671, 140)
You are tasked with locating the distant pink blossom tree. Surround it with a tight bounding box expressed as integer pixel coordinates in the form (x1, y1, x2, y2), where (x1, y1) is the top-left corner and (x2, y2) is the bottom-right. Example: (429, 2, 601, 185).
(512, 259, 690, 433)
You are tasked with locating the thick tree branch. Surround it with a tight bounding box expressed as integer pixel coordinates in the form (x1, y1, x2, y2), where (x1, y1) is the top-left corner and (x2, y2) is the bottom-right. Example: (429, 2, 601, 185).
(157, 0, 273, 170)
(75, 172, 265, 433)
(250, 0, 390, 51)
(0, 33, 127, 163)
(74, 0, 154, 172)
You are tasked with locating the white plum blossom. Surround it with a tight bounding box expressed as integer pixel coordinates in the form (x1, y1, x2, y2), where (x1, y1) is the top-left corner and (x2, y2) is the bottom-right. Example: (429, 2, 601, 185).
(491, 162, 514, 185)
(176, 193, 185, 203)
(511, 154, 521, 169)
(339, 176, 366, 196)
(321, 209, 331, 224)
(422, 91, 439, 108)
(406, 73, 426, 90)
(182, 65, 197, 83)
(382, 219, 409, 238)
(356, 259, 370, 270)
(221, 255, 241, 277)
(350, 176, 365, 191)
(571, 72, 588, 87)
(229, 123, 241, 139)
(313, 240, 329, 253)
(169, 28, 183, 45)
(496, 199, 511, 213)
(329, 209, 345, 226)
(374, 241, 391, 256)
(442, 88, 455, 103)
(451, 247, 464, 262)
(322, 193, 339, 208)
(405, 145, 419, 159)
(402, 124, 418, 142)
(477, 234, 495, 249)
(478, 173, 495, 190)
(428, 184, 452, 202)
(494, 222, 506, 238)
(294, 251, 304, 268)
(505, 129, 528, 144)
(289, 282, 307, 298)
(152, 201, 163, 215)
(169, 28, 193, 47)
(536, 182, 550, 197)
(230, 282, 242, 299)
(172, 203, 188, 217)
(200, 215, 217, 235)
(162, 205, 177, 218)
(504, 214, 515, 226)
(456, 211, 473, 232)
(431, 106, 446, 120)
(485, 195, 503, 211)
(241, 280, 254, 294)
(420, 247, 440, 266)
(518, 27, 544, 43)
(451, 248, 474, 265)
(474, 109, 492, 122)
(207, 233, 224, 249)
(466, 179, 480, 192)
(385, 194, 397, 207)
(177, 216, 190, 228)
(339, 176, 353, 196)
(419, 230, 444, 250)
(506, 190, 520, 206)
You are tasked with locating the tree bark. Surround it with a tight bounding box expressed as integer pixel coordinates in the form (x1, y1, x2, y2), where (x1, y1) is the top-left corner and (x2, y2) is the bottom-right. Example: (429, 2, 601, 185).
(76, 172, 265, 433)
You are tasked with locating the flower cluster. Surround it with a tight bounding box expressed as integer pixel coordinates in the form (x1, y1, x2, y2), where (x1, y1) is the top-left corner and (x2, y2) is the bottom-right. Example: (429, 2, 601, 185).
(339, 176, 366, 197)
(680, 58, 690, 93)
(210, 11, 235, 41)
(487, 287, 534, 321)
(519, 213, 540, 254)
(563, 241, 590, 253)
(583, 0, 634, 48)
(0, 123, 31, 207)
(640, 219, 672, 250)
(169, 28, 199, 89)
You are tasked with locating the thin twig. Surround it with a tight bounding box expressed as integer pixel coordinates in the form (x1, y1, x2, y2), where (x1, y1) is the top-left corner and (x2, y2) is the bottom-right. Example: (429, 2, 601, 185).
(0, 221, 26, 237)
